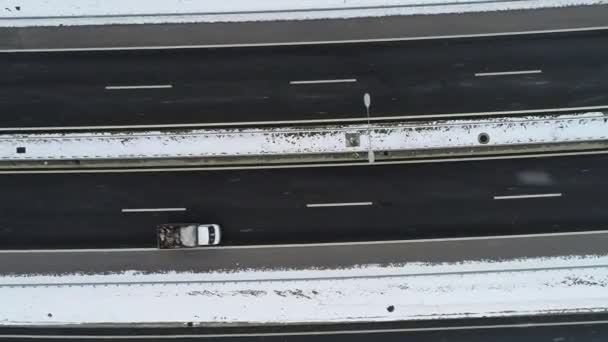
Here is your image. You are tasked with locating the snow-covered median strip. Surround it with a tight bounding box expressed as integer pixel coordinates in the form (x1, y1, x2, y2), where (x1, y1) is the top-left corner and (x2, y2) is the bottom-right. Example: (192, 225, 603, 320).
(1, 254, 608, 325)
(1, 0, 607, 27)
(1, 112, 606, 161)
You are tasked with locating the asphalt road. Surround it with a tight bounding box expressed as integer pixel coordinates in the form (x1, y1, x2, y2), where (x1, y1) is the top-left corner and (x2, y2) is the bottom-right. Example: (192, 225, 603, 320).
(2, 5, 607, 50)
(2, 315, 608, 341)
(0, 230, 605, 275)
(1, 30, 608, 128)
(1, 153, 607, 249)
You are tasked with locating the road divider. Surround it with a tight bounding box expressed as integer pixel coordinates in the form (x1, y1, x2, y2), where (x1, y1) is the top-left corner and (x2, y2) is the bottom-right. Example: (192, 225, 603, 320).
(0, 111, 606, 168)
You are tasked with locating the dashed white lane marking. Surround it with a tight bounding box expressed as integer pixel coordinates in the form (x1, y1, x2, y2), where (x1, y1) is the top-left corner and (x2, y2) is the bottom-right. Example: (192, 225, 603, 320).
(475, 70, 542, 77)
(121, 207, 186, 212)
(306, 201, 373, 208)
(493, 193, 562, 200)
(105, 84, 173, 90)
(289, 78, 357, 85)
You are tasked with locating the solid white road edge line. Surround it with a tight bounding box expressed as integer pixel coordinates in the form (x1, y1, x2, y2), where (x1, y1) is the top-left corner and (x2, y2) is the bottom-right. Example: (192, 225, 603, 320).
(1, 149, 608, 174)
(0, 104, 605, 131)
(1, 229, 607, 253)
(2, 25, 608, 53)
(3, 319, 608, 338)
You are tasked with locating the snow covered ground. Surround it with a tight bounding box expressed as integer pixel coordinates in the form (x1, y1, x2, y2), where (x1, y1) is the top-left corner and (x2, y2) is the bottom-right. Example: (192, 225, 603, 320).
(1, 0, 607, 27)
(1, 112, 606, 161)
(1, 254, 607, 325)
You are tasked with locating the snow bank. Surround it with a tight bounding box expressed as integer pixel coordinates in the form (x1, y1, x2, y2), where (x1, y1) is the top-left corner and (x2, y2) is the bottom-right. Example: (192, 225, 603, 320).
(1, 112, 606, 161)
(1, 254, 608, 325)
(1, 0, 607, 27)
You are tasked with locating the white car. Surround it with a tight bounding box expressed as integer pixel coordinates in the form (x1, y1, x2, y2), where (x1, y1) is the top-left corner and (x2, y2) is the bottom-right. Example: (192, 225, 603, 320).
(194, 224, 221, 246)
(157, 223, 221, 249)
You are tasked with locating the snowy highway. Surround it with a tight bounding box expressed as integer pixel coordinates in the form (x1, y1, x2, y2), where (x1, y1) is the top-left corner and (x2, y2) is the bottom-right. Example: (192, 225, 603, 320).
(0, 29, 607, 129)
(1, 0, 608, 339)
(0, 153, 606, 249)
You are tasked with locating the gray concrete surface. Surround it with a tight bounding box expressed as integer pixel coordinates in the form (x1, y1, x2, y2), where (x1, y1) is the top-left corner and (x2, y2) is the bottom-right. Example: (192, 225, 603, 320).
(1, 5, 608, 51)
(0, 230, 606, 275)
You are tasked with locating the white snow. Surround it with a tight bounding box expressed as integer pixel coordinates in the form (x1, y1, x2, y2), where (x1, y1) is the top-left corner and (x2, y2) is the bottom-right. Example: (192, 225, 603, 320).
(1, 0, 607, 27)
(3, 253, 608, 285)
(1, 112, 606, 161)
(179, 225, 198, 247)
(1, 254, 607, 325)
